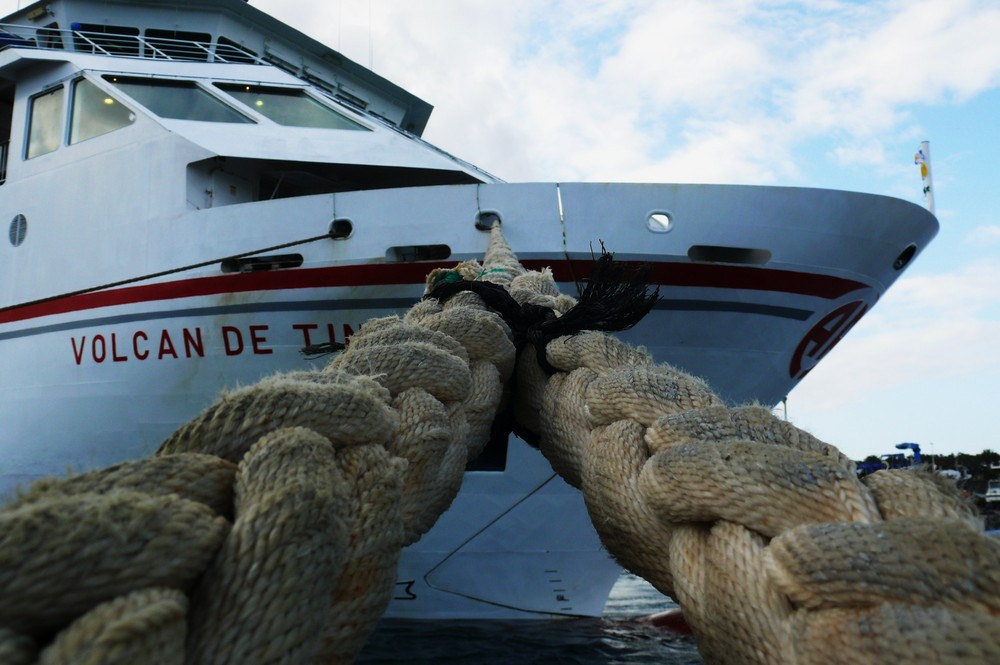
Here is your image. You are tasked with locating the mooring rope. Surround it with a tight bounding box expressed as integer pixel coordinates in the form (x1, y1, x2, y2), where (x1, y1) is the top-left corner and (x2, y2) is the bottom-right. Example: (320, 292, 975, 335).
(0, 227, 519, 664)
(2, 224, 998, 665)
(510, 312, 1000, 660)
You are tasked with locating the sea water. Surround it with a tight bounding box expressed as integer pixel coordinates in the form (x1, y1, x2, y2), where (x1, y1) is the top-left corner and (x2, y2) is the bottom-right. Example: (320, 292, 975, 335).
(357, 574, 704, 664)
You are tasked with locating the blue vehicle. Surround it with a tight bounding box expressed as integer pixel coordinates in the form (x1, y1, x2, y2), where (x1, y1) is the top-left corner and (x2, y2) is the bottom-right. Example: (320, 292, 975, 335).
(856, 443, 922, 476)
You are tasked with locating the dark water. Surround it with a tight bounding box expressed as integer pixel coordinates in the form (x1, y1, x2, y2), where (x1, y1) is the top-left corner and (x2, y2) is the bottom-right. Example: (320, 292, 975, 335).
(357, 574, 704, 664)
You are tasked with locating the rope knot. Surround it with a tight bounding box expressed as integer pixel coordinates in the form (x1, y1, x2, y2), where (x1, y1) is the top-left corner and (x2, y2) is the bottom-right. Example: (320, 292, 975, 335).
(425, 252, 660, 375)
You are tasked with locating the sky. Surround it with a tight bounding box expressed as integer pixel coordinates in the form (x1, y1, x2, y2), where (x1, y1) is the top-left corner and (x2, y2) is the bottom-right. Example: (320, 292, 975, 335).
(4, 0, 996, 461)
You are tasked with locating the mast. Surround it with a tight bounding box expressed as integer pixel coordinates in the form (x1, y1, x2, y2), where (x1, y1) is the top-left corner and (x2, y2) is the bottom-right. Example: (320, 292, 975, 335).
(914, 141, 935, 216)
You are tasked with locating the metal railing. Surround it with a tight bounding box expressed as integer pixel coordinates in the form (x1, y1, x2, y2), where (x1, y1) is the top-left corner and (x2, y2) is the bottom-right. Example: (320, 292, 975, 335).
(0, 22, 264, 65)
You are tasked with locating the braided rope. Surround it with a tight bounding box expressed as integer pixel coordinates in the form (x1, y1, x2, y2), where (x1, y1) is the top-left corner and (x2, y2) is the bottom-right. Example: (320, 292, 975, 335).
(38, 588, 188, 665)
(511, 269, 1000, 664)
(4, 223, 997, 664)
(0, 225, 517, 664)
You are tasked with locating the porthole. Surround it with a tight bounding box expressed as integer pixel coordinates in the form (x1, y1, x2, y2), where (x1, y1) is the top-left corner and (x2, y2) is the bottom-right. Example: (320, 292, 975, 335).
(8, 214, 27, 247)
(646, 211, 673, 233)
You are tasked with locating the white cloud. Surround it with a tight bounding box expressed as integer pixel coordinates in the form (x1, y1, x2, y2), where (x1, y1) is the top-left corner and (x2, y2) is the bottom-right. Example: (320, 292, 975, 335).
(966, 224, 1000, 246)
(595, 1, 771, 112)
(784, 0, 1000, 139)
(828, 141, 888, 168)
(245, 0, 1000, 187)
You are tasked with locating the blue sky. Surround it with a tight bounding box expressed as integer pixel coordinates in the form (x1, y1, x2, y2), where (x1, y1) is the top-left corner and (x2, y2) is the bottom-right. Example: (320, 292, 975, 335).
(5, 0, 994, 461)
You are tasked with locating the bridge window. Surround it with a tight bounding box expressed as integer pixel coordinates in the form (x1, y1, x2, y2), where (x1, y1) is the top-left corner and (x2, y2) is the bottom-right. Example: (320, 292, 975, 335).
(26, 86, 63, 158)
(104, 76, 253, 124)
(215, 36, 258, 63)
(70, 78, 135, 144)
(39, 23, 63, 49)
(144, 29, 212, 60)
(71, 23, 139, 57)
(215, 84, 367, 130)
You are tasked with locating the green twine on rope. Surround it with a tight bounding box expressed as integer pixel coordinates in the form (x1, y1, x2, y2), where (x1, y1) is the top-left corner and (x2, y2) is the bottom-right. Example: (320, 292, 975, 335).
(432, 270, 466, 286)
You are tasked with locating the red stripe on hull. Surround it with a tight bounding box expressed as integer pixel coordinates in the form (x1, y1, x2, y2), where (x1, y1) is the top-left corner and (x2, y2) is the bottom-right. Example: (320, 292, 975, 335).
(1, 260, 867, 325)
(527, 259, 866, 299)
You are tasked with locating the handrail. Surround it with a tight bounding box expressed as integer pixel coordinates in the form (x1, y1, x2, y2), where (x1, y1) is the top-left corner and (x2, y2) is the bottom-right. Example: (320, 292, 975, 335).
(0, 21, 265, 65)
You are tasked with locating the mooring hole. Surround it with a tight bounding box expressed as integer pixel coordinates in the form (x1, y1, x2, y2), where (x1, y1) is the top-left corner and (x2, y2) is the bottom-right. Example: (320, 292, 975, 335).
(221, 253, 304, 273)
(476, 211, 501, 231)
(893, 244, 917, 271)
(688, 245, 771, 265)
(329, 219, 354, 239)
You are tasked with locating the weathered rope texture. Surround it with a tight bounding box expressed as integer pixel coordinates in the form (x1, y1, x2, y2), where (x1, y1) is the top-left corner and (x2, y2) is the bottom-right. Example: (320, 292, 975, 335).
(38, 588, 188, 665)
(510, 265, 1000, 664)
(3, 222, 995, 665)
(0, 225, 518, 664)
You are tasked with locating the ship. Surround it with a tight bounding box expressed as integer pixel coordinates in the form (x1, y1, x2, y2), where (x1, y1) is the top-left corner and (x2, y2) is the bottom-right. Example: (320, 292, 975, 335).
(0, 0, 938, 619)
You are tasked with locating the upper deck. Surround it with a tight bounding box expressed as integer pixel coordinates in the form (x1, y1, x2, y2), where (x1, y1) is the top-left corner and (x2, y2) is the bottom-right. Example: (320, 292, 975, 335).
(0, 0, 496, 204)
(0, 0, 431, 133)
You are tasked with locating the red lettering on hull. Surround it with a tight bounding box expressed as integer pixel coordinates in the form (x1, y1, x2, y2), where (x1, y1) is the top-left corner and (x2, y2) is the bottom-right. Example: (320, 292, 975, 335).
(71, 336, 87, 365)
(158, 330, 178, 359)
(249, 325, 272, 355)
(183, 328, 205, 358)
(222, 326, 243, 356)
(92, 335, 107, 363)
(293, 323, 318, 347)
(68, 322, 361, 365)
(111, 333, 128, 362)
(133, 331, 149, 360)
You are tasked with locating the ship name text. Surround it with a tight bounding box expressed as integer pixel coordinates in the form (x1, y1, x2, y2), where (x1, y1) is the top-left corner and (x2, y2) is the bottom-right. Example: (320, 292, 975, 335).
(69, 321, 358, 366)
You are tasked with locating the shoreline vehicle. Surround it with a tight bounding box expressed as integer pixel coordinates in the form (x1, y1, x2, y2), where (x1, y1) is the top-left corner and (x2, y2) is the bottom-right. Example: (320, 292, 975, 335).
(986, 480, 1000, 505)
(0, 0, 938, 618)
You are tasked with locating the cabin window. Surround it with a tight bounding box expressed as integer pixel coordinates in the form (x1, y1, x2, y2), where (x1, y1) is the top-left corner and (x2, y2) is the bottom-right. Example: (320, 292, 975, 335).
(215, 84, 367, 130)
(71, 23, 140, 57)
(215, 36, 258, 64)
(39, 23, 63, 49)
(0, 84, 13, 183)
(104, 76, 253, 124)
(70, 79, 135, 144)
(26, 86, 64, 159)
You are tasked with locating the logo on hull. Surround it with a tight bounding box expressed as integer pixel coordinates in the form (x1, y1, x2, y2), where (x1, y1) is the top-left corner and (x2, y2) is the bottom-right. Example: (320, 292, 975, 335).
(789, 300, 868, 379)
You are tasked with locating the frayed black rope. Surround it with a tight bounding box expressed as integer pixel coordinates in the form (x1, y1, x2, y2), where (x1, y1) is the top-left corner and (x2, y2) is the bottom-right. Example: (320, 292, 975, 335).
(526, 252, 661, 372)
(424, 252, 660, 375)
(300, 341, 346, 358)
